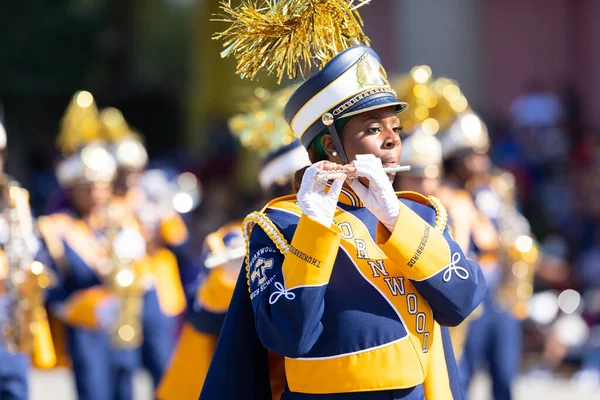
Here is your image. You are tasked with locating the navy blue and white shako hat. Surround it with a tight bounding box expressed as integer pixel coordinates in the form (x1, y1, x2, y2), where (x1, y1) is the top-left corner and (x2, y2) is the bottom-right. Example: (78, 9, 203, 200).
(214, 0, 408, 164)
(284, 45, 407, 163)
(258, 140, 310, 190)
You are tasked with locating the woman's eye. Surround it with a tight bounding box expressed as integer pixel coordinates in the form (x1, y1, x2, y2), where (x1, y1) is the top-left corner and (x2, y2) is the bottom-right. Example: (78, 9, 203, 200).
(367, 127, 381, 134)
(393, 127, 403, 135)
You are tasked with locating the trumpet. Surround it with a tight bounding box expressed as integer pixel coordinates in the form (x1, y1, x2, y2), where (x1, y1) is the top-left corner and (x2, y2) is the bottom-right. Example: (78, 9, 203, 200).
(314, 165, 411, 182)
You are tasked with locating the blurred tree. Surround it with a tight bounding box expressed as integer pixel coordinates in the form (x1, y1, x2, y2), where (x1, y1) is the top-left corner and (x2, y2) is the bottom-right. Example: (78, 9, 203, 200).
(0, 0, 110, 96)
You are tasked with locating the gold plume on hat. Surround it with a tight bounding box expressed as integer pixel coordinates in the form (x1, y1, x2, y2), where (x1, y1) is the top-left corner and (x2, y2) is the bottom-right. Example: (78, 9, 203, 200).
(228, 86, 297, 155)
(213, 0, 372, 83)
(99, 107, 142, 143)
(391, 66, 469, 135)
(56, 91, 102, 157)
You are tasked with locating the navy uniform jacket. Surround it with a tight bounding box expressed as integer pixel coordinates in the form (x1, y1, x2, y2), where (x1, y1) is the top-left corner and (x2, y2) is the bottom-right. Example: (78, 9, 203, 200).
(37, 210, 119, 330)
(200, 190, 487, 400)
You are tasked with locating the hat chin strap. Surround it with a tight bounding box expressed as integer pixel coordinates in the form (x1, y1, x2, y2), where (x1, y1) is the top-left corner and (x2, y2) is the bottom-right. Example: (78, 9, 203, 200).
(322, 113, 349, 165)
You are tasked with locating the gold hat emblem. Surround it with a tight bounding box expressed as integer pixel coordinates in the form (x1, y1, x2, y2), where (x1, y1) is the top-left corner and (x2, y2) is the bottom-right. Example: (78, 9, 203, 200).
(356, 53, 389, 89)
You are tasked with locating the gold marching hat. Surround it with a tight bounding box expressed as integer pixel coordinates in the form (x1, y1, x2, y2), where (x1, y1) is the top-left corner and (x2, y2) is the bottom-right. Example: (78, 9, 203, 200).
(100, 107, 148, 170)
(391, 66, 463, 136)
(391, 66, 490, 159)
(56, 91, 102, 157)
(214, 0, 408, 165)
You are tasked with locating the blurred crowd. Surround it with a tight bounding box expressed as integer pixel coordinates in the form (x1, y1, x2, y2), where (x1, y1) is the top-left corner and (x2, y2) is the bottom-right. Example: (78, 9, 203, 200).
(0, 67, 599, 400)
(488, 81, 600, 387)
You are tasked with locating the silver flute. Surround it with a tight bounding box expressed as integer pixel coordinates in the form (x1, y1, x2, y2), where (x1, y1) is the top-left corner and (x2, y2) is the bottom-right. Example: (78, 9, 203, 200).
(314, 165, 412, 182)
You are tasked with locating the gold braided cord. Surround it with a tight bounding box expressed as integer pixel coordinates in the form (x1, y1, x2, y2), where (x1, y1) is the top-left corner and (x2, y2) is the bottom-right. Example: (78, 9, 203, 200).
(242, 211, 290, 293)
(213, 0, 372, 83)
(427, 195, 448, 233)
(229, 86, 297, 155)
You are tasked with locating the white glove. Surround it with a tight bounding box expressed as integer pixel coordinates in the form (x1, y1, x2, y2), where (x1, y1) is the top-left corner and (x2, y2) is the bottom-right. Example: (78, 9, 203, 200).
(297, 162, 344, 227)
(349, 155, 399, 232)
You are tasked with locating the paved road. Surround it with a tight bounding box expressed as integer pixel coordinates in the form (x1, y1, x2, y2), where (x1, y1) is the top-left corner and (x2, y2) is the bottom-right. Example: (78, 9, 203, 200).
(30, 369, 600, 400)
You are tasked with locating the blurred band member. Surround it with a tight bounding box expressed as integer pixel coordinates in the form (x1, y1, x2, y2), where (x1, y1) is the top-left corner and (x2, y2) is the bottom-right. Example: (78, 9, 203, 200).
(39, 93, 144, 400)
(439, 111, 537, 400)
(0, 120, 56, 400)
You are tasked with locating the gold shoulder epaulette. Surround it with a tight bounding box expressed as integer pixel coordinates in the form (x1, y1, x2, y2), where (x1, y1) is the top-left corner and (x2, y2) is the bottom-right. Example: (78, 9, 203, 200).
(242, 211, 290, 294)
(396, 191, 448, 233)
(37, 214, 72, 269)
(396, 191, 430, 205)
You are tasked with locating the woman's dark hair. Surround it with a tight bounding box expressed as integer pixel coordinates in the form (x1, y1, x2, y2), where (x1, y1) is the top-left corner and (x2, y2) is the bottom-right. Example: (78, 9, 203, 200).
(264, 180, 296, 201)
(291, 117, 352, 192)
(443, 148, 474, 184)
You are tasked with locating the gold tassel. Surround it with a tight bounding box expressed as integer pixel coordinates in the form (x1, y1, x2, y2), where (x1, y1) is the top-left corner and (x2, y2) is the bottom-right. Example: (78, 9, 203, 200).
(228, 86, 297, 154)
(213, 0, 372, 83)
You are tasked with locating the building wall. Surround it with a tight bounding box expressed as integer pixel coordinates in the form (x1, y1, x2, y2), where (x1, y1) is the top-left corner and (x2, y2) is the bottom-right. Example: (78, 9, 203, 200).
(396, 0, 484, 107)
(482, 0, 570, 120)
(388, 0, 600, 127)
(482, 0, 600, 125)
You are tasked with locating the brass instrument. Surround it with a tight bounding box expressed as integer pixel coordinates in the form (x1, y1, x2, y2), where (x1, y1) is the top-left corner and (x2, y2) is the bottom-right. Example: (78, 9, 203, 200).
(0, 178, 57, 364)
(99, 204, 146, 348)
(492, 171, 538, 318)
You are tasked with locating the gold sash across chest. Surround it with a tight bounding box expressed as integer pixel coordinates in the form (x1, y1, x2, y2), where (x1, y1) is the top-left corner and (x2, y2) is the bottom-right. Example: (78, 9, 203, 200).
(267, 200, 438, 394)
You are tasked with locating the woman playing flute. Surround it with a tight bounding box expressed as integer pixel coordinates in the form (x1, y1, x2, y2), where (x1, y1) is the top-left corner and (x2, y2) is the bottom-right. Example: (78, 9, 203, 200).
(201, 1, 487, 399)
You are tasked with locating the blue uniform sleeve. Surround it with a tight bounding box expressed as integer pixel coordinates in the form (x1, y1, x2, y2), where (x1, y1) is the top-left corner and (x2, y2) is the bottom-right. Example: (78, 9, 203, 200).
(410, 227, 487, 327)
(248, 214, 341, 358)
(377, 202, 487, 327)
(187, 267, 236, 336)
(169, 239, 204, 295)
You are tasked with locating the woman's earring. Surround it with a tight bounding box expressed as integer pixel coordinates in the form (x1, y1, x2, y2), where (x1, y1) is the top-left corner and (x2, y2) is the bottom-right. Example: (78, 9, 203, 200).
(332, 151, 338, 157)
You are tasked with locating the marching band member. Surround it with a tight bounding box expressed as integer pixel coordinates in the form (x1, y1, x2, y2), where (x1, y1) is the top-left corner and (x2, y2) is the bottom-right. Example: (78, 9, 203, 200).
(100, 107, 198, 301)
(0, 121, 56, 400)
(157, 86, 310, 400)
(38, 143, 142, 400)
(38, 92, 146, 400)
(438, 110, 538, 400)
(201, 1, 487, 399)
(100, 109, 187, 389)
